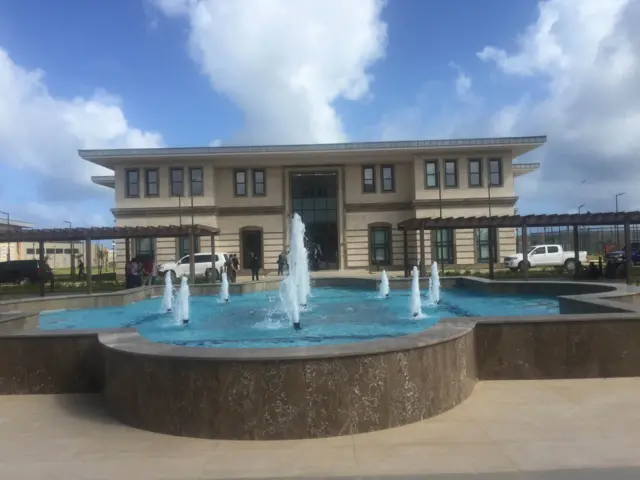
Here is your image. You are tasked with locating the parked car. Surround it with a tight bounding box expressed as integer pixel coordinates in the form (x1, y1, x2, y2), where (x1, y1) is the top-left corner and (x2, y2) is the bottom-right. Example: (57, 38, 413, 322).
(0, 259, 52, 285)
(158, 252, 229, 281)
(605, 243, 640, 265)
(503, 244, 588, 273)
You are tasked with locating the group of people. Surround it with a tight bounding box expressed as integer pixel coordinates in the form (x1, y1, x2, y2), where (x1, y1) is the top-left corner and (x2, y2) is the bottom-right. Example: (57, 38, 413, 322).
(275, 242, 323, 275)
(223, 254, 239, 282)
(124, 256, 157, 289)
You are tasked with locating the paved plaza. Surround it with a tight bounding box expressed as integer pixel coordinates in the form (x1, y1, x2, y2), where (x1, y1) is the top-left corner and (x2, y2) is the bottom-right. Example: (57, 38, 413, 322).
(0, 378, 639, 479)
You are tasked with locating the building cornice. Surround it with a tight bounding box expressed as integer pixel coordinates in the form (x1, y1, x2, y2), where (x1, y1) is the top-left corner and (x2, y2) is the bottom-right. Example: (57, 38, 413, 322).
(111, 205, 285, 218)
(344, 197, 518, 213)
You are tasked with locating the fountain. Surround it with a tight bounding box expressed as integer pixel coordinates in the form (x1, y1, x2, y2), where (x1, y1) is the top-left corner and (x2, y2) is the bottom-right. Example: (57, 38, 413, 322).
(280, 213, 311, 330)
(220, 272, 229, 303)
(379, 270, 390, 298)
(428, 261, 441, 305)
(410, 266, 422, 318)
(179, 276, 190, 325)
(162, 271, 173, 312)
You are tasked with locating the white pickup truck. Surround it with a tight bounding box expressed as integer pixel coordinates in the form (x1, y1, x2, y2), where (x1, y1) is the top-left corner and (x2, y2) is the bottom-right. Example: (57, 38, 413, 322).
(504, 245, 588, 273)
(158, 252, 229, 280)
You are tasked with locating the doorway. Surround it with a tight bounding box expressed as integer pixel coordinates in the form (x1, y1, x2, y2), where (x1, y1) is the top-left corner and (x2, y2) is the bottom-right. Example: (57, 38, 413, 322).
(240, 228, 263, 269)
(290, 172, 339, 270)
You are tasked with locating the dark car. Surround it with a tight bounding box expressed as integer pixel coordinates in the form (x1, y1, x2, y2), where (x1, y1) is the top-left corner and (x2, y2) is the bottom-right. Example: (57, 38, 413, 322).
(0, 260, 52, 285)
(605, 243, 640, 265)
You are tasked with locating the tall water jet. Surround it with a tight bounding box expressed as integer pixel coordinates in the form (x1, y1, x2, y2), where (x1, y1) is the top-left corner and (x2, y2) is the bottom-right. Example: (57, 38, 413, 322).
(220, 272, 230, 303)
(410, 266, 422, 318)
(428, 261, 441, 305)
(280, 213, 310, 330)
(179, 276, 190, 325)
(162, 271, 173, 312)
(379, 270, 390, 298)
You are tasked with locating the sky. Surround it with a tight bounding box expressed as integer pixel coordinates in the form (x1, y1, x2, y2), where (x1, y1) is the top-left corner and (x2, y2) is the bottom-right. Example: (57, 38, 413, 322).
(0, 0, 639, 228)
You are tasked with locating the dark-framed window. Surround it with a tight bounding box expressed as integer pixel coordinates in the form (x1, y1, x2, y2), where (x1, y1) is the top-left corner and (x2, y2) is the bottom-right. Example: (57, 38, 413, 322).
(424, 160, 439, 188)
(468, 159, 482, 187)
(434, 229, 454, 265)
(170, 168, 184, 196)
(178, 236, 200, 259)
(145, 169, 159, 196)
(370, 225, 392, 265)
(489, 158, 503, 186)
(189, 167, 204, 196)
(362, 166, 376, 193)
(475, 228, 497, 264)
(136, 237, 155, 258)
(381, 165, 395, 192)
(444, 160, 458, 188)
(125, 169, 140, 197)
(252, 169, 265, 196)
(234, 169, 247, 196)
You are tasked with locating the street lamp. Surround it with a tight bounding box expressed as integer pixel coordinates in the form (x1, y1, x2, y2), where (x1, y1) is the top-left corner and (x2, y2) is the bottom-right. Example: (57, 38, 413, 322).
(0, 210, 10, 261)
(64, 220, 75, 277)
(615, 192, 625, 212)
(578, 204, 585, 214)
(615, 193, 625, 246)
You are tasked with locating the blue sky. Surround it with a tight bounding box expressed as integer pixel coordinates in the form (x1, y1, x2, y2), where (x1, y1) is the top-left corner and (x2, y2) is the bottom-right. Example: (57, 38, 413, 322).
(0, 0, 638, 227)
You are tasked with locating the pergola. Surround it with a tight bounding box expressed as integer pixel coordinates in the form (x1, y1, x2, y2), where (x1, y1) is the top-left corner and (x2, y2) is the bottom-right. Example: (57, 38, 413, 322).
(398, 211, 640, 284)
(0, 225, 220, 296)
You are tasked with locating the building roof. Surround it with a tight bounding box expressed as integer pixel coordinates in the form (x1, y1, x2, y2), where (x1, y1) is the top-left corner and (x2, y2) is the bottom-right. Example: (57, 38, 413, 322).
(398, 211, 640, 230)
(0, 218, 35, 230)
(0, 225, 219, 243)
(80, 136, 547, 169)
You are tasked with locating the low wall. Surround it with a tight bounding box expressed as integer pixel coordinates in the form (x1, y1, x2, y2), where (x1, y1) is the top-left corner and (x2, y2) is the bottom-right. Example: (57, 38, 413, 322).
(101, 318, 476, 440)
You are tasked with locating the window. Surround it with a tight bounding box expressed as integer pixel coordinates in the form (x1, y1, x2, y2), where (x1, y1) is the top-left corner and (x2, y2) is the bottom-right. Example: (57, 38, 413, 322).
(136, 237, 154, 258)
(489, 158, 502, 186)
(547, 246, 559, 253)
(145, 169, 159, 196)
(252, 169, 265, 196)
(531, 246, 546, 255)
(178, 236, 200, 258)
(475, 228, 497, 264)
(468, 159, 482, 187)
(381, 165, 395, 192)
(46, 248, 55, 254)
(64, 249, 71, 254)
(26, 248, 35, 255)
(424, 160, 439, 188)
(189, 168, 204, 196)
(444, 160, 458, 187)
(434, 229, 454, 265)
(362, 166, 376, 193)
(370, 226, 391, 265)
(234, 169, 247, 196)
(195, 254, 213, 263)
(170, 168, 184, 196)
(125, 169, 140, 197)
(55, 249, 63, 254)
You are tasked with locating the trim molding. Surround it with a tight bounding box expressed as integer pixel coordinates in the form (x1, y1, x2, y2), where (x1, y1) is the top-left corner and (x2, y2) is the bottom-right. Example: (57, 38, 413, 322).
(217, 206, 285, 216)
(345, 196, 518, 213)
(112, 205, 285, 218)
(346, 202, 412, 213)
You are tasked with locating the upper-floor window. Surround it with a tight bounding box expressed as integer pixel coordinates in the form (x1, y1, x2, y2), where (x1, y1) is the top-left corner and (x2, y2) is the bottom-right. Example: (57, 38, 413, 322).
(234, 169, 247, 196)
(468, 159, 482, 187)
(381, 165, 395, 192)
(444, 159, 458, 188)
(253, 169, 265, 196)
(362, 166, 375, 193)
(424, 160, 439, 188)
(125, 169, 140, 197)
(190, 168, 204, 196)
(489, 158, 503, 186)
(170, 168, 184, 196)
(145, 169, 159, 196)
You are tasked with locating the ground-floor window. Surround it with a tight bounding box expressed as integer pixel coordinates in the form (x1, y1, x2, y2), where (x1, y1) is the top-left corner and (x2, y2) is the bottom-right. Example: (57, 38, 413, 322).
(178, 236, 200, 259)
(136, 237, 154, 259)
(475, 228, 497, 264)
(370, 225, 392, 265)
(434, 229, 454, 265)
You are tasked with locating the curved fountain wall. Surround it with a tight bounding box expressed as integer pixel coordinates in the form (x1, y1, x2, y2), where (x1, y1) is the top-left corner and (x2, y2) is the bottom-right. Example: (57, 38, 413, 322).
(1, 276, 640, 441)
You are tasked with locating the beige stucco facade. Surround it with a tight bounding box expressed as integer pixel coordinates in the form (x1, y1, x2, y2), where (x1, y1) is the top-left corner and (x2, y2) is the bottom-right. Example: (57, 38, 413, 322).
(82, 137, 544, 273)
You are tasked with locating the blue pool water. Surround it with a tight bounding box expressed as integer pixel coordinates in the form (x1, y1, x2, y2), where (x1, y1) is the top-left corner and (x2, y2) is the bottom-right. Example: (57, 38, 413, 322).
(39, 287, 559, 349)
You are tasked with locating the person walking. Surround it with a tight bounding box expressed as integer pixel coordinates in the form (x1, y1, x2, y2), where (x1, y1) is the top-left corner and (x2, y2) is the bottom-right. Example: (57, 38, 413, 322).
(77, 259, 85, 279)
(277, 251, 285, 276)
(250, 252, 260, 281)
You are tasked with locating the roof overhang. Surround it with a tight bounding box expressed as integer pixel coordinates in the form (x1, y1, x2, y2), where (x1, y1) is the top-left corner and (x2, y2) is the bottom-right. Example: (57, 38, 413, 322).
(0, 219, 34, 230)
(79, 136, 547, 169)
(513, 163, 540, 177)
(91, 175, 115, 189)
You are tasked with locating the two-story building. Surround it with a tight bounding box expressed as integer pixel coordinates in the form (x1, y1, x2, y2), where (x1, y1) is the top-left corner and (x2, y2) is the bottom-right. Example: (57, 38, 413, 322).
(80, 136, 544, 273)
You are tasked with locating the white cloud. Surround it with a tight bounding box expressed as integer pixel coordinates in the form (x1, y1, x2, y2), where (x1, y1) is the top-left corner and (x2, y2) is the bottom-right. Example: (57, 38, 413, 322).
(478, 0, 640, 213)
(0, 47, 164, 187)
(150, 0, 387, 144)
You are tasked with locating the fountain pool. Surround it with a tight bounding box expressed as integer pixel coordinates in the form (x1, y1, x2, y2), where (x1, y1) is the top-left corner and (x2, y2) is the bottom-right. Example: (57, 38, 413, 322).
(39, 286, 559, 349)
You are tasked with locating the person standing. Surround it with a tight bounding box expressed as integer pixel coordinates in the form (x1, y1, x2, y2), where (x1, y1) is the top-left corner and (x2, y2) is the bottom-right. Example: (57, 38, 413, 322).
(277, 251, 285, 276)
(231, 254, 239, 283)
(78, 259, 85, 279)
(250, 252, 260, 281)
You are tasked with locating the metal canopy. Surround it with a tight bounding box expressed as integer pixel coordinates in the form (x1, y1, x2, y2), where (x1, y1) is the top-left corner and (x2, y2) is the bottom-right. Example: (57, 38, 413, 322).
(0, 225, 220, 243)
(398, 211, 640, 231)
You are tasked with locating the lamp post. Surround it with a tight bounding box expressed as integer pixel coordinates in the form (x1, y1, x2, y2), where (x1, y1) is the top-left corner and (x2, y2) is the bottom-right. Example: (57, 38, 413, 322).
(0, 210, 10, 261)
(578, 204, 585, 214)
(64, 220, 75, 277)
(615, 193, 625, 245)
